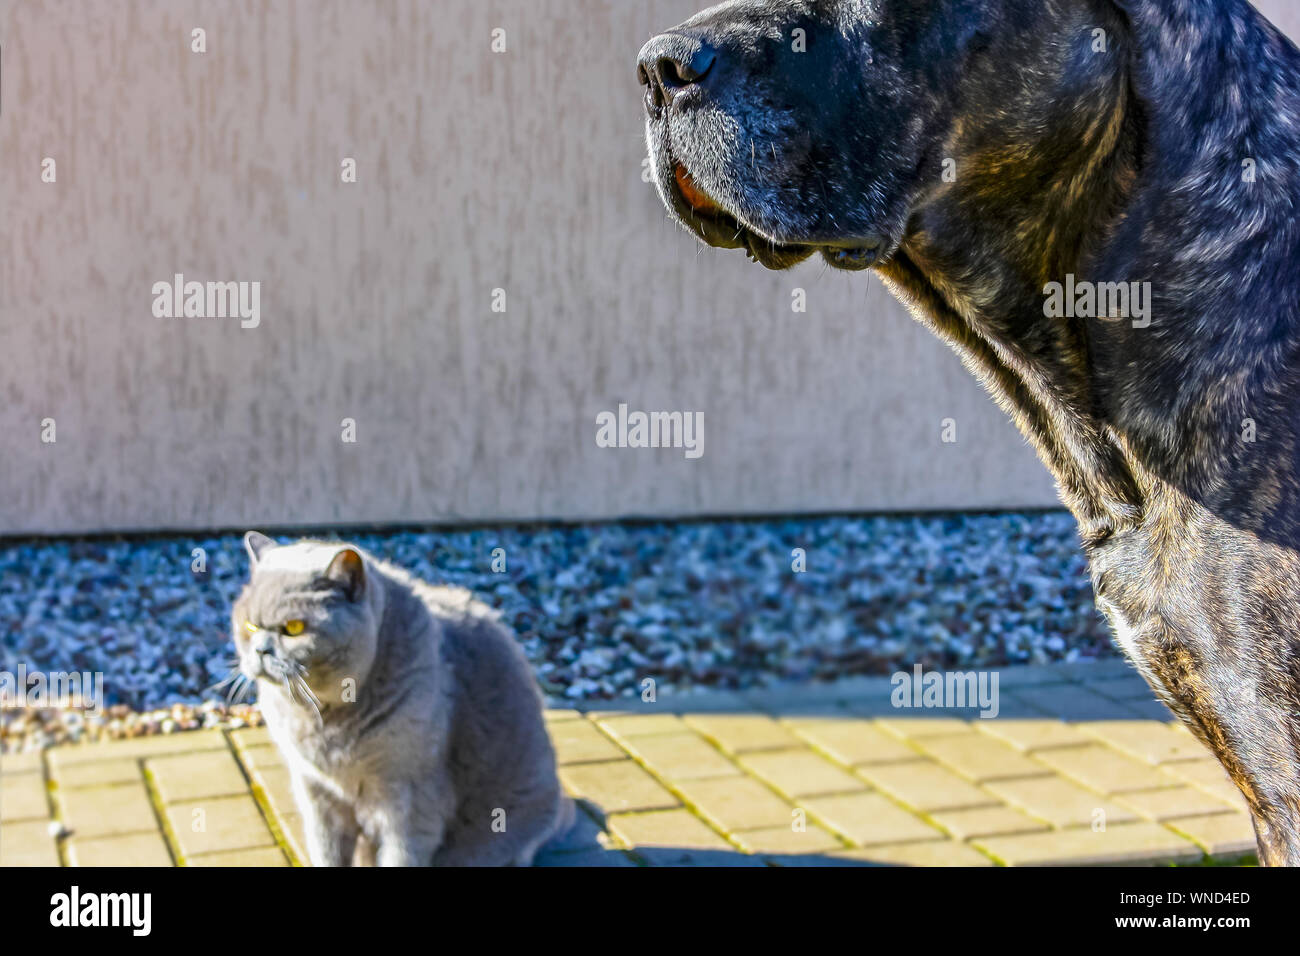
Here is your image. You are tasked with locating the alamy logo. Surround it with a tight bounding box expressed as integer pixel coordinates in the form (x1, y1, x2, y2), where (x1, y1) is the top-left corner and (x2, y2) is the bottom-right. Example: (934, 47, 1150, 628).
(152, 273, 261, 328)
(0, 665, 103, 715)
(595, 403, 704, 459)
(50, 886, 151, 936)
(1043, 273, 1151, 328)
(891, 664, 1000, 718)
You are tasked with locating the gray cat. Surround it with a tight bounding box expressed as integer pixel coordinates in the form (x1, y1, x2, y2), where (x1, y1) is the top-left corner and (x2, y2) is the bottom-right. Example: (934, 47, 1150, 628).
(230, 532, 573, 866)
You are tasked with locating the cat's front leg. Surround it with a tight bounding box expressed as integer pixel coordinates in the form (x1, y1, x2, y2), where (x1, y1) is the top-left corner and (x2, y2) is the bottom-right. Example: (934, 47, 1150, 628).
(293, 773, 358, 867)
(366, 785, 444, 867)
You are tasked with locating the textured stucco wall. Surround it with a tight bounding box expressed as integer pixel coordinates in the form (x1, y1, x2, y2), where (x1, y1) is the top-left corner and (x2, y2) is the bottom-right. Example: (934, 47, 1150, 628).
(1, 0, 1294, 535)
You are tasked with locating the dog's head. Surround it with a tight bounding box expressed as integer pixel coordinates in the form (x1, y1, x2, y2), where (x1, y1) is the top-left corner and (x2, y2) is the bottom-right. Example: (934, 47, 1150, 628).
(638, 0, 1123, 271)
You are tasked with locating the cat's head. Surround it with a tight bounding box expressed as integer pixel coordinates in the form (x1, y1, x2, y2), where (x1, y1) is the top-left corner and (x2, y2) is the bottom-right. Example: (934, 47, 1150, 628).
(231, 532, 381, 708)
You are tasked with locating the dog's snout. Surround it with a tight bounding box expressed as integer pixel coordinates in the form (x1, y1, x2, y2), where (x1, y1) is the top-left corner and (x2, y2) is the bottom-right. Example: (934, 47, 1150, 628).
(637, 35, 717, 114)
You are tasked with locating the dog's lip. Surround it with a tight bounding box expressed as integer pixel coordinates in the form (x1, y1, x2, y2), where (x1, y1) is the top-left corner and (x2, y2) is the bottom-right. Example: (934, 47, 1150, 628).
(664, 154, 890, 269)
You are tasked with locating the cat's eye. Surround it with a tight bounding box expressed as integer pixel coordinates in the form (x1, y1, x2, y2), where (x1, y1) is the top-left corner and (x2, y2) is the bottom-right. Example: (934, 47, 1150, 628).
(283, 619, 306, 637)
(243, 620, 258, 634)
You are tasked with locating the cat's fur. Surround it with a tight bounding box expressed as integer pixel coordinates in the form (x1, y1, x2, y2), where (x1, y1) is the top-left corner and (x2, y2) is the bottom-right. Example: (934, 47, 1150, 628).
(231, 531, 573, 866)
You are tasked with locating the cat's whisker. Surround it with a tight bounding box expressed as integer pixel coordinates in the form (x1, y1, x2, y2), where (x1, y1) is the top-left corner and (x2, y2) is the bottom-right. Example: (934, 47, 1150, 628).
(294, 675, 324, 726)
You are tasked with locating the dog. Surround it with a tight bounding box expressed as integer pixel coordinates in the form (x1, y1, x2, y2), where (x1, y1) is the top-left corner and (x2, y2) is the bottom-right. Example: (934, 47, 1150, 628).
(638, 0, 1300, 865)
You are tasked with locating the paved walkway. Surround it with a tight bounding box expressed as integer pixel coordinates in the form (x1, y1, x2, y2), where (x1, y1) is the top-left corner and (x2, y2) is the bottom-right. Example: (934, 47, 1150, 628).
(0, 660, 1257, 866)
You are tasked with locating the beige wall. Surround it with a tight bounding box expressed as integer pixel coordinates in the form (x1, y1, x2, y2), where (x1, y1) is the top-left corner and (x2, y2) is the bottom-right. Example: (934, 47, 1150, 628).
(1, 0, 1294, 536)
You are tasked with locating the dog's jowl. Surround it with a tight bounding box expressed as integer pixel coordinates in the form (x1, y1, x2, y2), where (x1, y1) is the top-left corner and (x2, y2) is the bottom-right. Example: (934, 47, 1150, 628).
(639, 0, 1300, 865)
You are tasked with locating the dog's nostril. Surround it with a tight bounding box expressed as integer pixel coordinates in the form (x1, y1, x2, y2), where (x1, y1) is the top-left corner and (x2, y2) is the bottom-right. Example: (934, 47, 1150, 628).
(638, 38, 718, 115)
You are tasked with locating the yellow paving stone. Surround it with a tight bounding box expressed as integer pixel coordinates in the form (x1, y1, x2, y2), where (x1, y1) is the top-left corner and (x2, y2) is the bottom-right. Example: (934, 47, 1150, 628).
(984, 776, 1139, 828)
(236, 744, 285, 776)
(1, 771, 50, 821)
(930, 805, 1050, 840)
(914, 733, 1053, 782)
(548, 721, 626, 765)
(621, 732, 740, 781)
(559, 761, 680, 814)
(731, 823, 844, 856)
(47, 731, 227, 767)
(189, 847, 290, 867)
(834, 841, 995, 867)
(975, 822, 1202, 866)
(1166, 812, 1258, 858)
(0, 819, 60, 866)
(682, 714, 802, 754)
(0, 751, 44, 773)
(230, 727, 272, 749)
(543, 709, 583, 723)
(1157, 759, 1247, 808)
(803, 792, 945, 847)
(55, 759, 143, 790)
(738, 749, 865, 798)
(1077, 721, 1209, 765)
(785, 719, 919, 765)
(855, 761, 998, 811)
(1114, 786, 1239, 821)
(165, 794, 277, 859)
(249, 765, 298, 820)
(976, 718, 1092, 751)
(148, 750, 250, 803)
(675, 776, 797, 832)
(606, 808, 733, 851)
(593, 714, 685, 739)
(1030, 744, 1174, 793)
(59, 782, 159, 838)
(279, 812, 309, 865)
(68, 831, 173, 867)
(876, 716, 974, 739)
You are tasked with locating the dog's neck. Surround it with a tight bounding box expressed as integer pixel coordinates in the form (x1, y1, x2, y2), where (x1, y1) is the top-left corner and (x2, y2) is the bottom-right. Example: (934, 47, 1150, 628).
(880, 0, 1300, 545)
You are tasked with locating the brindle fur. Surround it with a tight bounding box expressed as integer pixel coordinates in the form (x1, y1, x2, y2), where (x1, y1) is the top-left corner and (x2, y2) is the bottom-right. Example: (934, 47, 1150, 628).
(639, 0, 1300, 864)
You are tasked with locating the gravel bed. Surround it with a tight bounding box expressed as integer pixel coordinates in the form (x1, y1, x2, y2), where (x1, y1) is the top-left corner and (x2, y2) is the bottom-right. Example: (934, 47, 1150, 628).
(0, 511, 1116, 751)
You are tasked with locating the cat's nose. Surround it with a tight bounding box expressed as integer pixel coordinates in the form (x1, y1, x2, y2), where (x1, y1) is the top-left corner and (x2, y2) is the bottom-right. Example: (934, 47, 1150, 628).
(250, 631, 275, 654)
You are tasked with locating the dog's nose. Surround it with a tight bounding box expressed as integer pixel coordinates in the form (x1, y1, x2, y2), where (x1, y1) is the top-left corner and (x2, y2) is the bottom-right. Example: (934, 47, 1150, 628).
(637, 34, 717, 114)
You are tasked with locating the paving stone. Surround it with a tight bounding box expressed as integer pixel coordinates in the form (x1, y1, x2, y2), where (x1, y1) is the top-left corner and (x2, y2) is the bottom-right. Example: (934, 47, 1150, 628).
(1077, 721, 1209, 764)
(165, 795, 276, 859)
(229, 728, 272, 749)
(930, 805, 1050, 840)
(1114, 786, 1239, 821)
(534, 846, 640, 867)
(682, 714, 802, 754)
(855, 761, 998, 812)
(976, 719, 1092, 752)
(784, 719, 919, 765)
(1166, 812, 1258, 858)
(1, 771, 49, 821)
(804, 792, 945, 846)
(744, 682, 854, 711)
(1055, 660, 1141, 681)
(1120, 699, 1177, 721)
(984, 776, 1139, 828)
(875, 716, 975, 738)
(1009, 685, 1134, 721)
(738, 750, 865, 798)
(543, 709, 583, 723)
(68, 831, 173, 867)
(0, 819, 60, 866)
(1084, 676, 1159, 702)
(548, 721, 625, 765)
(60, 783, 158, 838)
(675, 776, 796, 832)
(55, 759, 143, 790)
(559, 761, 679, 814)
(148, 750, 250, 803)
(541, 804, 615, 853)
(249, 765, 298, 820)
(189, 847, 290, 867)
(236, 745, 285, 776)
(1158, 759, 1246, 808)
(594, 714, 686, 739)
(975, 822, 1201, 866)
(621, 732, 740, 781)
(1031, 744, 1174, 793)
(666, 689, 753, 714)
(914, 733, 1052, 782)
(47, 731, 227, 767)
(833, 841, 996, 867)
(278, 812, 309, 865)
(992, 664, 1076, 688)
(731, 823, 844, 856)
(606, 808, 734, 854)
(0, 751, 44, 773)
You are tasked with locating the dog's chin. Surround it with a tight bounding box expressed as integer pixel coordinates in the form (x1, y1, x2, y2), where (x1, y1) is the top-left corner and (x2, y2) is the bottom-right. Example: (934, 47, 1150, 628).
(664, 160, 888, 272)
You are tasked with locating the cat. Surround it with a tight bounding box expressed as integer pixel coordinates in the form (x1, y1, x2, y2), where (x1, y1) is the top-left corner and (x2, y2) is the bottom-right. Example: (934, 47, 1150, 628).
(230, 531, 573, 866)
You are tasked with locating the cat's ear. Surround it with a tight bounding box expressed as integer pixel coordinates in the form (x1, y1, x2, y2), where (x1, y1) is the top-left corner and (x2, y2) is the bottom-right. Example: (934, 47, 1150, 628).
(325, 547, 366, 601)
(244, 531, 276, 567)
